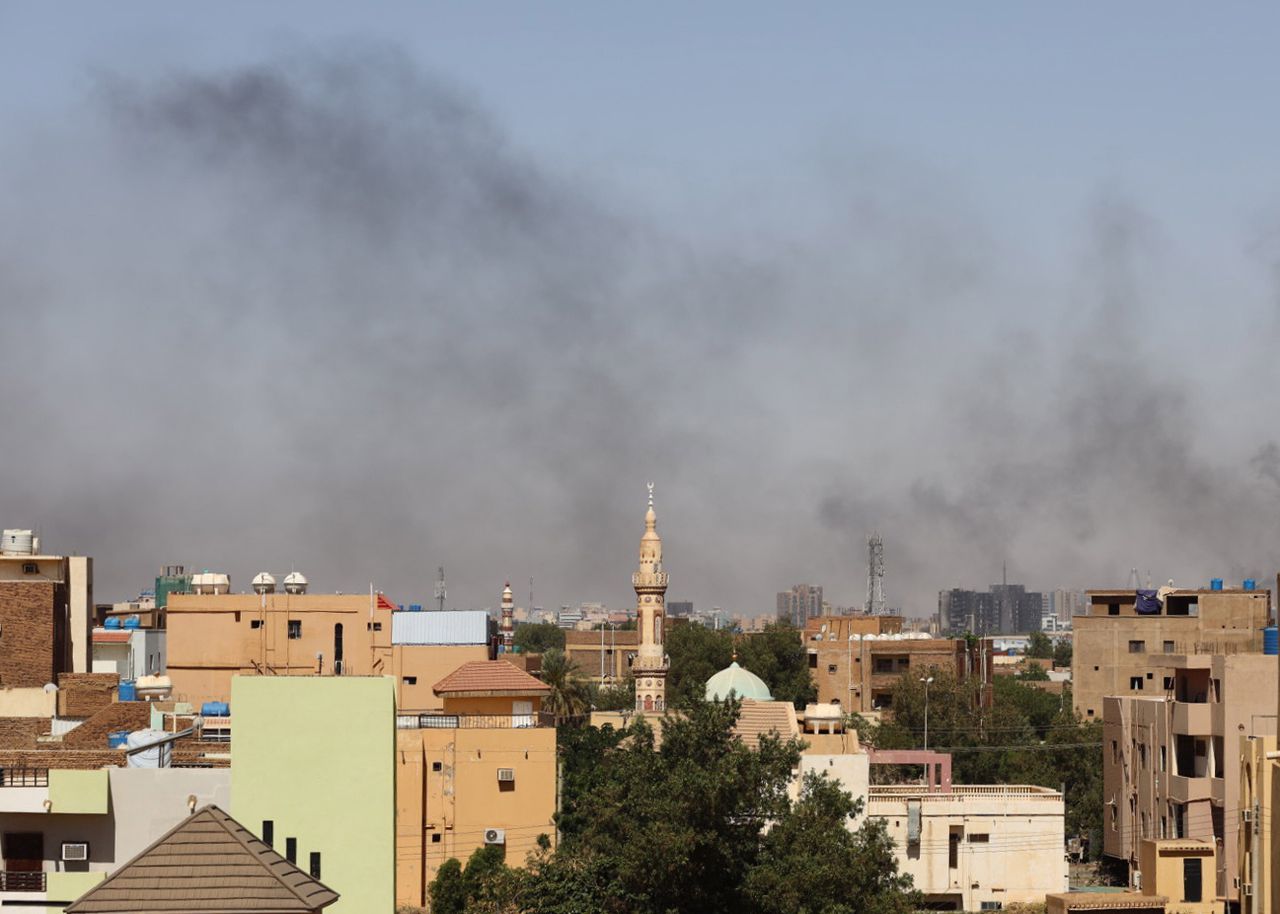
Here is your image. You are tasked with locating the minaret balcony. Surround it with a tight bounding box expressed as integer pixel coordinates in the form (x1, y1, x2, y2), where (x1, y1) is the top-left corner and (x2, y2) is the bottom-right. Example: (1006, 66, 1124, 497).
(632, 572, 669, 587)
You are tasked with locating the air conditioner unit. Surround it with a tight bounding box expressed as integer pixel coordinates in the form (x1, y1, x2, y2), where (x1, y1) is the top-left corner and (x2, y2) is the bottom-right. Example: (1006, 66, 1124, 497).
(483, 828, 506, 845)
(1242, 884, 1253, 898)
(1242, 809, 1254, 823)
(497, 768, 515, 783)
(61, 842, 89, 862)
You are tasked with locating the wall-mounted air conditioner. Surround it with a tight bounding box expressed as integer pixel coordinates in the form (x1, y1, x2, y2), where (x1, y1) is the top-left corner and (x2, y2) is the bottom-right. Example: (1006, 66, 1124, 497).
(61, 842, 89, 862)
(497, 768, 515, 782)
(483, 828, 506, 845)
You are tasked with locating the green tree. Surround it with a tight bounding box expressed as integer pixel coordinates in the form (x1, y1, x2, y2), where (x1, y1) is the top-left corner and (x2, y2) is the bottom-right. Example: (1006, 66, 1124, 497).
(665, 622, 733, 704)
(513, 622, 565, 654)
(1027, 631, 1053, 659)
(591, 677, 634, 711)
(737, 621, 818, 709)
(745, 772, 919, 914)
(428, 858, 466, 914)
(1017, 661, 1050, 681)
(1053, 639, 1073, 667)
(539, 649, 591, 725)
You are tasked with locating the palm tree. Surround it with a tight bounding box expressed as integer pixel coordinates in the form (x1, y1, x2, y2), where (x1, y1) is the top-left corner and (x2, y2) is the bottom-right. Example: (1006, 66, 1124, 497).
(538, 648, 590, 725)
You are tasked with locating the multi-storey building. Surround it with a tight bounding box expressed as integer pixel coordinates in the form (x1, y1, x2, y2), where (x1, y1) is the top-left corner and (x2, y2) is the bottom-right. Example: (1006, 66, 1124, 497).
(1238, 733, 1277, 914)
(564, 627, 639, 685)
(1075, 587, 1270, 720)
(867, 784, 1067, 910)
(395, 660, 556, 903)
(777, 585, 823, 628)
(803, 617, 991, 712)
(938, 584, 1045, 635)
(0, 532, 92, 690)
(1103, 654, 1277, 904)
(232, 676, 396, 914)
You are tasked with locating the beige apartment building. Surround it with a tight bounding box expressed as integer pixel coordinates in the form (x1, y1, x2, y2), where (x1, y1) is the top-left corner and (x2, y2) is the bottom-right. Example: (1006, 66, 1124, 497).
(1103, 654, 1278, 904)
(564, 627, 640, 684)
(395, 661, 556, 905)
(1075, 587, 1269, 720)
(1138, 839, 1217, 914)
(803, 617, 991, 712)
(1239, 734, 1277, 914)
(866, 784, 1067, 910)
(0, 533, 93, 694)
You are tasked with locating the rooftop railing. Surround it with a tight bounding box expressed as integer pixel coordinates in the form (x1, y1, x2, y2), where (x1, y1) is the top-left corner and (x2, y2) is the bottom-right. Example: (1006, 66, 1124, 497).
(0, 768, 49, 787)
(396, 712, 554, 730)
(0, 871, 46, 892)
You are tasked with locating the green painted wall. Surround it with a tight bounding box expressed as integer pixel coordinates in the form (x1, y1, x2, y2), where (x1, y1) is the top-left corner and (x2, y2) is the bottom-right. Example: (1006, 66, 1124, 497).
(48, 770, 108, 814)
(46, 871, 106, 913)
(231, 676, 396, 914)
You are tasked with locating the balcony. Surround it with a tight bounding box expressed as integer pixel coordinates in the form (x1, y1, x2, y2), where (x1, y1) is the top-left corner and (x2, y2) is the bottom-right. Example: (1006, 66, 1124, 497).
(396, 711, 555, 730)
(1173, 702, 1213, 735)
(1168, 774, 1213, 803)
(0, 768, 50, 814)
(0, 872, 46, 893)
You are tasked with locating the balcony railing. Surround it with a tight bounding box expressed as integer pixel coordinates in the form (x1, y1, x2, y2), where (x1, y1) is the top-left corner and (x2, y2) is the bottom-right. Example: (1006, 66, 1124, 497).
(0, 768, 49, 787)
(396, 712, 554, 730)
(0, 871, 46, 892)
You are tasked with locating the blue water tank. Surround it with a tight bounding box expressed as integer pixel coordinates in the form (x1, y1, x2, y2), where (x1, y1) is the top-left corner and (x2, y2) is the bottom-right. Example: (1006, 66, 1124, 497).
(1265, 627, 1279, 656)
(200, 701, 230, 717)
(107, 731, 130, 749)
(118, 681, 137, 701)
(409, 604, 423, 612)
(1210, 578, 1224, 591)
(104, 617, 121, 630)
(123, 615, 141, 630)
(1245, 579, 1257, 591)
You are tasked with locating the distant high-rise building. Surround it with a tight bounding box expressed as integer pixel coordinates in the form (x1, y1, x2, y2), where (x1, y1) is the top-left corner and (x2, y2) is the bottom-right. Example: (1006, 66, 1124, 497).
(938, 583, 1044, 635)
(667, 600, 693, 618)
(776, 584, 824, 628)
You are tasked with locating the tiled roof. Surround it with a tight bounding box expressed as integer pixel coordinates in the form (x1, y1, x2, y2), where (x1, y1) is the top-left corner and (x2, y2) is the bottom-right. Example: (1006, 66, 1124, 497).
(93, 631, 132, 643)
(66, 805, 338, 913)
(433, 660, 551, 696)
(734, 700, 800, 748)
(1046, 892, 1168, 910)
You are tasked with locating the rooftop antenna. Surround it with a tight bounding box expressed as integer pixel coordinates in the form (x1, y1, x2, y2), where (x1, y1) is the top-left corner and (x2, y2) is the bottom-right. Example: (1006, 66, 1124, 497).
(529, 576, 534, 613)
(866, 533, 885, 615)
(434, 566, 447, 612)
(1128, 567, 1140, 589)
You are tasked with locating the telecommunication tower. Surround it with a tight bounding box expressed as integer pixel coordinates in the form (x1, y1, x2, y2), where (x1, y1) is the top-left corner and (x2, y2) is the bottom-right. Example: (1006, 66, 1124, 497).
(866, 533, 886, 615)
(434, 566, 447, 612)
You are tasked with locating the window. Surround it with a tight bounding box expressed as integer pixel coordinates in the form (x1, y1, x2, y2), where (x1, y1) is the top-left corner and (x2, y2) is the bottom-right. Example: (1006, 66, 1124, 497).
(809, 653, 818, 669)
(285, 837, 297, 864)
(21, 563, 37, 575)
(827, 664, 837, 674)
(1130, 677, 1143, 691)
(1128, 640, 1146, 653)
(287, 620, 302, 640)
(1163, 676, 1174, 690)
(969, 833, 990, 843)
(250, 620, 262, 629)
(403, 676, 417, 686)
(1108, 603, 1120, 615)
(432, 761, 442, 772)
(980, 904, 1003, 911)
(431, 833, 442, 843)
(1163, 641, 1175, 653)
(262, 821, 273, 847)
(1146, 672, 1153, 679)
(948, 831, 960, 868)
(1139, 744, 1147, 769)
(1111, 806, 1118, 831)
(366, 622, 382, 632)
(1088, 708, 1095, 717)
(1111, 740, 1119, 763)
(1160, 746, 1167, 772)
(309, 852, 321, 879)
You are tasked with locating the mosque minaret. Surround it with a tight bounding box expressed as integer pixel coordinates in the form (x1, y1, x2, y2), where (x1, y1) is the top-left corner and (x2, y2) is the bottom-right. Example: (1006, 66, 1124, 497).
(633, 483, 670, 712)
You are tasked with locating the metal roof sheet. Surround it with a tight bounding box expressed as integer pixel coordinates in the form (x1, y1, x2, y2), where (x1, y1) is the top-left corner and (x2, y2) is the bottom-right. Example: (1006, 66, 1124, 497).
(392, 610, 491, 645)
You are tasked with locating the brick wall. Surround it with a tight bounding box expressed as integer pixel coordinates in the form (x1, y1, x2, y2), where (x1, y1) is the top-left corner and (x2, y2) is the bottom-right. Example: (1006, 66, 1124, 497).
(57, 672, 119, 717)
(0, 581, 61, 687)
(0, 749, 123, 769)
(61, 702, 151, 749)
(0, 718, 50, 749)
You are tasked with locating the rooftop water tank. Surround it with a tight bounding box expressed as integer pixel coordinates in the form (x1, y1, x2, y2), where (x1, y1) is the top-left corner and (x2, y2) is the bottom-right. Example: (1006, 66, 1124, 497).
(1265, 626, 1278, 656)
(192, 572, 231, 595)
(125, 729, 171, 768)
(107, 731, 130, 749)
(1244, 579, 1257, 591)
(252, 572, 277, 595)
(123, 615, 141, 630)
(104, 617, 122, 630)
(118, 681, 137, 702)
(135, 675, 172, 700)
(200, 701, 230, 717)
(283, 572, 308, 595)
(409, 604, 423, 612)
(1, 530, 34, 556)
(1210, 578, 1224, 591)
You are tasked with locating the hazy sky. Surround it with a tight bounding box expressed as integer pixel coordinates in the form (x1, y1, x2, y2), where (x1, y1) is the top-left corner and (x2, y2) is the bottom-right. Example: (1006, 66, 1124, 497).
(3, 4, 1280, 615)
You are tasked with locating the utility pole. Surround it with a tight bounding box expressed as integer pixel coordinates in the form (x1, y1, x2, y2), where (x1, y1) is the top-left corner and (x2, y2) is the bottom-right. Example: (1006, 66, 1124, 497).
(920, 676, 934, 751)
(434, 566, 446, 612)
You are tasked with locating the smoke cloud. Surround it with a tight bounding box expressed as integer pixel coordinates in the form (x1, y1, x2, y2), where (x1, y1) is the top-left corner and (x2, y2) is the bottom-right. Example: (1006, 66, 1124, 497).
(2, 45, 1278, 615)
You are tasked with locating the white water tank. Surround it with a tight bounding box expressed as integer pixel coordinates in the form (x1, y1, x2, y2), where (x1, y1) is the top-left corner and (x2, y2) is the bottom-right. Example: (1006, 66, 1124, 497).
(252, 572, 276, 595)
(1, 530, 34, 556)
(283, 572, 308, 595)
(125, 729, 171, 768)
(191, 572, 231, 595)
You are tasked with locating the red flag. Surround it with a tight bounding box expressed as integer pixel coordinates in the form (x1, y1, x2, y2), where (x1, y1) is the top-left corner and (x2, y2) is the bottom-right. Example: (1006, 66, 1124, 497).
(376, 593, 397, 612)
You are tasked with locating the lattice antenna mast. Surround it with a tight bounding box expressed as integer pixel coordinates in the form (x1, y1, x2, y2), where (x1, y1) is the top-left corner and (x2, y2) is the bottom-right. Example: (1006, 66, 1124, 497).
(866, 533, 886, 614)
(434, 566, 447, 612)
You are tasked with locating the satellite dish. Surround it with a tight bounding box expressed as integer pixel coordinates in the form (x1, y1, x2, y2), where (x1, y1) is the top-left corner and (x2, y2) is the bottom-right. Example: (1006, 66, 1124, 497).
(43, 683, 57, 693)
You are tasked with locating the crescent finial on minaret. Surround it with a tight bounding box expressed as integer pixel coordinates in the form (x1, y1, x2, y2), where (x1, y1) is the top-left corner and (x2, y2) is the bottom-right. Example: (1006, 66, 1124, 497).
(647, 481, 654, 507)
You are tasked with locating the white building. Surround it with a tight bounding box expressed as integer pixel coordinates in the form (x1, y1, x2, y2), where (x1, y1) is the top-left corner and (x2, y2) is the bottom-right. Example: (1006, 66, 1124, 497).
(867, 784, 1068, 911)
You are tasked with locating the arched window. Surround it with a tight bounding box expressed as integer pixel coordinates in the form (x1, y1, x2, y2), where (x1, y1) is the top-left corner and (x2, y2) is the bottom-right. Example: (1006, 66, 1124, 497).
(644, 695, 654, 711)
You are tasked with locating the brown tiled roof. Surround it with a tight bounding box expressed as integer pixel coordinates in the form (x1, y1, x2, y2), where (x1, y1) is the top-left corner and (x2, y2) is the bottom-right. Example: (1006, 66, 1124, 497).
(1046, 892, 1168, 910)
(66, 805, 338, 914)
(734, 700, 800, 749)
(433, 660, 551, 697)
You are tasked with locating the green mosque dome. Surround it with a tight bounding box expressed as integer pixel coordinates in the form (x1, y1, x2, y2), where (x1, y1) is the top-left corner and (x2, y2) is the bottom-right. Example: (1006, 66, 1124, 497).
(705, 661, 773, 702)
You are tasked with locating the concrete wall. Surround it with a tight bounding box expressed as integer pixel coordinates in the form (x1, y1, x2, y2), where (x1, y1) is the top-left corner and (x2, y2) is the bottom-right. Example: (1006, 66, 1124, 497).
(167, 593, 394, 704)
(805, 635, 991, 711)
(392, 644, 490, 711)
(0, 688, 56, 717)
(867, 785, 1067, 910)
(106, 767, 230, 862)
(1139, 839, 1216, 914)
(67, 557, 92, 676)
(396, 723, 557, 906)
(232, 676, 396, 914)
